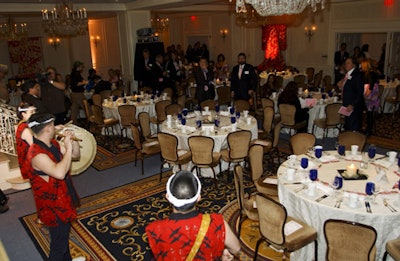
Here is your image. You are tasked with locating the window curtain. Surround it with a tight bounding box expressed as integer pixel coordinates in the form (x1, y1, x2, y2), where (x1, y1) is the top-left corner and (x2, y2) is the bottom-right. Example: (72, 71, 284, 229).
(8, 37, 43, 78)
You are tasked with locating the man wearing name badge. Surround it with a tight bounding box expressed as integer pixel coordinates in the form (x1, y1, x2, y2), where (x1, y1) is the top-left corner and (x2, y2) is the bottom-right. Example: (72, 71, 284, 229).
(230, 53, 257, 102)
(151, 54, 167, 94)
(338, 57, 364, 131)
(194, 58, 215, 104)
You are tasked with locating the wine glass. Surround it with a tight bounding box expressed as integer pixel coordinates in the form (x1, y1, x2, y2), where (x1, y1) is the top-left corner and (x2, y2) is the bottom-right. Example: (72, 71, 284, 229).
(215, 104, 220, 113)
(177, 113, 183, 121)
(236, 111, 241, 120)
(230, 116, 236, 124)
(331, 176, 343, 204)
(214, 118, 220, 130)
(181, 118, 186, 126)
(368, 144, 376, 161)
(229, 106, 235, 115)
(336, 142, 345, 159)
(309, 169, 318, 182)
(300, 157, 308, 178)
(196, 119, 202, 131)
(182, 108, 188, 117)
(365, 182, 375, 202)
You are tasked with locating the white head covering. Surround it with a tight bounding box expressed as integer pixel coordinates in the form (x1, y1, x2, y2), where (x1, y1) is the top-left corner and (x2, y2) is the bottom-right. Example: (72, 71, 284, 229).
(166, 172, 201, 208)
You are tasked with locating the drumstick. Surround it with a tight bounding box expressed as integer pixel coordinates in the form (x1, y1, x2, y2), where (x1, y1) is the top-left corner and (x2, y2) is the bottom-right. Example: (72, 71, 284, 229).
(64, 120, 73, 126)
(56, 133, 82, 142)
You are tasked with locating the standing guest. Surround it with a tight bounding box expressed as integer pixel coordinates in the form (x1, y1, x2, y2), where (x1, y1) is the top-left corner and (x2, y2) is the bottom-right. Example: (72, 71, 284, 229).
(194, 58, 215, 104)
(377, 43, 386, 77)
(135, 49, 154, 88)
(170, 52, 183, 84)
(215, 54, 229, 81)
(93, 75, 112, 94)
(164, 53, 177, 93)
(334, 43, 349, 84)
(230, 53, 257, 101)
(26, 113, 81, 261)
(0, 188, 9, 214)
(146, 171, 241, 261)
(70, 61, 88, 125)
(40, 67, 67, 125)
(337, 57, 364, 131)
(200, 44, 210, 61)
(151, 54, 167, 94)
(361, 59, 380, 136)
(352, 46, 362, 61)
(0, 64, 10, 103)
(278, 81, 309, 132)
(21, 80, 47, 113)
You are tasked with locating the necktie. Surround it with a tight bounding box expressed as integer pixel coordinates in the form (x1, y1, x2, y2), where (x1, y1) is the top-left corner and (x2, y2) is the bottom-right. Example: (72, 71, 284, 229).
(238, 64, 243, 79)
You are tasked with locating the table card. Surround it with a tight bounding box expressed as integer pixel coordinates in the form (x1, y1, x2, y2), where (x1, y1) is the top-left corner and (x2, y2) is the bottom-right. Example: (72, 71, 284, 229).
(284, 220, 303, 236)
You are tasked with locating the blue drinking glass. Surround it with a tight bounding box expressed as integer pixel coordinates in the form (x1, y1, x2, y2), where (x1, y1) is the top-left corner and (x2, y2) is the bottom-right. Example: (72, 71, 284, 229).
(214, 118, 220, 128)
(309, 169, 318, 181)
(365, 182, 375, 196)
(137, 98, 141, 102)
(236, 111, 241, 119)
(300, 157, 308, 170)
(333, 176, 343, 190)
(230, 116, 236, 124)
(338, 145, 345, 156)
(182, 108, 188, 117)
(177, 113, 182, 121)
(314, 146, 323, 159)
(181, 118, 186, 126)
(322, 94, 327, 99)
(196, 120, 202, 129)
(151, 95, 155, 100)
(368, 145, 376, 160)
(112, 95, 118, 101)
(229, 107, 235, 115)
(123, 98, 127, 103)
(215, 104, 220, 113)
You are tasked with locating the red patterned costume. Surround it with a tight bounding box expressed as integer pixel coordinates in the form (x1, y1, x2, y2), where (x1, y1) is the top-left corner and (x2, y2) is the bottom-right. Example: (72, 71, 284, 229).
(16, 121, 31, 179)
(146, 211, 226, 261)
(26, 138, 78, 226)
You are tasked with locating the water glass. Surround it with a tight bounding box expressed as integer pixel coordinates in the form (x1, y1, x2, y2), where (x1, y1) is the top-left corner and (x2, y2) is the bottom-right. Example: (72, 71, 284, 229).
(229, 106, 235, 115)
(309, 169, 318, 181)
(230, 116, 236, 124)
(177, 113, 182, 121)
(365, 182, 375, 196)
(182, 108, 188, 117)
(236, 111, 241, 119)
(181, 118, 186, 126)
(368, 144, 376, 160)
(215, 104, 220, 113)
(300, 157, 309, 170)
(314, 145, 323, 159)
(196, 120, 202, 130)
(214, 118, 220, 128)
(333, 176, 343, 190)
(338, 145, 345, 157)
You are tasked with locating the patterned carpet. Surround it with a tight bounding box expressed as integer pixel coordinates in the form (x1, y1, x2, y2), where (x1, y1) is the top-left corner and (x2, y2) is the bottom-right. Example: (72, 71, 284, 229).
(20, 170, 287, 261)
(367, 111, 400, 150)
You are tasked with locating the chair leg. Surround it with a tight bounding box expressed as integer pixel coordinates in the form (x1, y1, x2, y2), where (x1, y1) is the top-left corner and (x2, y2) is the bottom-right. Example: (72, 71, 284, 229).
(253, 238, 263, 261)
(383, 251, 388, 261)
(314, 239, 318, 261)
(211, 167, 217, 188)
(141, 158, 144, 175)
(159, 160, 164, 183)
(134, 151, 138, 166)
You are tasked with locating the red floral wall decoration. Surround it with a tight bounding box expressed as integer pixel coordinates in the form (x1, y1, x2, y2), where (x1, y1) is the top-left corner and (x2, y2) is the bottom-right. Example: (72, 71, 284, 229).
(258, 24, 287, 71)
(8, 37, 43, 78)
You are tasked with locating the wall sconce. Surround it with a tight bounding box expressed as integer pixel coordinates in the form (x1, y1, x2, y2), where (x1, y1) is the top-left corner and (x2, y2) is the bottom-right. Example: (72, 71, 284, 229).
(219, 29, 228, 41)
(91, 35, 100, 47)
(304, 25, 316, 42)
(48, 37, 60, 50)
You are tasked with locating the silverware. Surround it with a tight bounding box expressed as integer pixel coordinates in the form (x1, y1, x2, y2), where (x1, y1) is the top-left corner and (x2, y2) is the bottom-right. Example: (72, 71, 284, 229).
(383, 199, 398, 212)
(316, 194, 328, 202)
(365, 201, 372, 213)
(335, 198, 342, 208)
(294, 184, 307, 193)
(284, 182, 302, 185)
(372, 155, 388, 162)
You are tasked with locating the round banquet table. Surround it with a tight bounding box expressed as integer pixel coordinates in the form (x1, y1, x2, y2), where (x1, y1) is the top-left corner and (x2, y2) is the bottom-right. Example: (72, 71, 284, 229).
(277, 151, 400, 260)
(160, 111, 258, 177)
(102, 97, 158, 138)
(259, 72, 308, 87)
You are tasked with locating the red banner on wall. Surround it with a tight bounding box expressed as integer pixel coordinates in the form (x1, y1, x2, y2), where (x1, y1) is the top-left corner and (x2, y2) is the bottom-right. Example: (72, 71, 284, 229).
(8, 37, 43, 78)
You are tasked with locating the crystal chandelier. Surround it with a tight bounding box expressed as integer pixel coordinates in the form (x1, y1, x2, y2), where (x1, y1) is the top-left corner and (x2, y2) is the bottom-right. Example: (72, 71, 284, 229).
(41, 0, 88, 37)
(235, 3, 268, 28)
(0, 17, 28, 41)
(151, 17, 169, 33)
(234, 0, 325, 16)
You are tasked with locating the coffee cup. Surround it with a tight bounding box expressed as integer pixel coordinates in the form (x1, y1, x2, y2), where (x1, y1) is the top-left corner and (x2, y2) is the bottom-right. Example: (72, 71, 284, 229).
(333, 96, 338, 103)
(243, 110, 249, 118)
(307, 183, 316, 197)
(351, 145, 359, 155)
(348, 193, 359, 208)
(204, 106, 209, 113)
(246, 117, 252, 125)
(319, 99, 324, 105)
(140, 91, 144, 96)
(167, 115, 172, 122)
(272, 92, 277, 98)
(387, 151, 398, 162)
(286, 168, 296, 181)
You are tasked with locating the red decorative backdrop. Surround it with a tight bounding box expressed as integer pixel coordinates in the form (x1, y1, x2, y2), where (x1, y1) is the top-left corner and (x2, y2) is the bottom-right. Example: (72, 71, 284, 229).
(8, 37, 43, 78)
(258, 24, 287, 71)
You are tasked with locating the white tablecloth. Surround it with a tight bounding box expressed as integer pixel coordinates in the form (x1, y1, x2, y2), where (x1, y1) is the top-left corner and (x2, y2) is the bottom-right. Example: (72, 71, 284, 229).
(277, 151, 400, 260)
(160, 112, 258, 177)
(102, 98, 157, 139)
(259, 72, 308, 87)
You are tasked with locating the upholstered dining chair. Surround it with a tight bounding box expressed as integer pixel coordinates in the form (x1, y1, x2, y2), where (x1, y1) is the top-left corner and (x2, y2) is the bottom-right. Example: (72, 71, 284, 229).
(312, 103, 342, 141)
(383, 84, 400, 118)
(248, 144, 278, 201)
(200, 99, 217, 110)
(176, 94, 186, 108)
(290, 133, 316, 155)
(313, 70, 323, 89)
(306, 67, 315, 84)
(254, 194, 318, 261)
(220, 130, 252, 176)
(139, 86, 153, 94)
(234, 100, 250, 113)
(217, 85, 232, 106)
(188, 136, 221, 186)
(100, 90, 112, 100)
(91, 104, 120, 135)
(274, 76, 283, 90)
(111, 89, 123, 97)
(131, 125, 161, 176)
(383, 238, 400, 261)
(162, 87, 174, 98)
(82, 99, 94, 130)
(278, 104, 307, 136)
(138, 112, 158, 141)
(233, 165, 259, 236)
(92, 93, 102, 107)
(157, 132, 192, 182)
(187, 86, 198, 109)
(338, 131, 366, 152)
(324, 219, 377, 261)
(118, 104, 137, 138)
(164, 103, 183, 116)
(294, 74, 306, 85)
(150, 100, 171, 131)
(261, 98, 274, 109)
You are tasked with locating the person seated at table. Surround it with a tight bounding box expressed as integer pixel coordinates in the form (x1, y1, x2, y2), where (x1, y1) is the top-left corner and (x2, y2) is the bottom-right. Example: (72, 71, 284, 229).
(194, 57, 216, 104)
(93, 75, 112, 94)
(260, 74, 277, 98)
(146, 170, 240, 261)
(215, 54, 229, 81)
(278, 81, 309, 132)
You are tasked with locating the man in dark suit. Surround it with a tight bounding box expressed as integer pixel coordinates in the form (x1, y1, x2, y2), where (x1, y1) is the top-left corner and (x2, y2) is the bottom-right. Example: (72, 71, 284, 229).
(93, 75, 112, 94)
(136, 49, 153, 88)
(151, 54, 166, 93)
(230, 53, 257, 101)
(194, 58, 215, 104)
(334, 43, 349, 84)
(338, 57, 364, 131)
(21, 79, 48, 113)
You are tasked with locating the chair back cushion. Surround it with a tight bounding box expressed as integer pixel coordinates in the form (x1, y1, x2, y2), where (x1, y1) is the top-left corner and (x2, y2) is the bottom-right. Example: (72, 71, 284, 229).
(165, 103, 183, 116)
(306, 67, 315, 81)
(255, 194, 286, 245)
(100, 90, 112, 100)
(338, 131, 366, 151)
(294, 75, 306, 84)
(162, 87, 174, 98)
(118, 105, 137, 126)
(233, 165, 246, 212)
(177, 94, 186, 108)
(234, 100, 250, 112)
(155, 100, 172, 121)
(92, 94, 102, 107)
(217, 86, 231, 105)
(325, 103, 342, 126)
(200, 100, 217, 110)
(290, 133, 316, 155)
(279, 104, 296, 126)
(188, 136, 214, 165)
(249, 144, 264, 181)
(263, 106, 275, 134)
(91, 105, 104, 125)
(82, 99, 92, 118)
(227, 130, 251, 160)
(130, 125, 142, 150)
(324, 219, 377, 261)
(261, 98, 274, 109)
(138, 112, 151, 138)
(157, 132, 178, 161)
(273, 121, 282, 148)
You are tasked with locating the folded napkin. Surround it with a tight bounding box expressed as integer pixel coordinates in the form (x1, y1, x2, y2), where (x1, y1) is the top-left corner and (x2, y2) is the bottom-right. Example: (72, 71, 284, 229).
(184, 126, 196, 132)
(373, 159, 393, 169)
(202, 111, 211, 116)
(284, 221, 303, 236)
(263, 177, 278, 185)
(319, 155, 339, 163)
(345, 155, 363, 161)
(220, 111, 230, 117)
(186, 113, 196, 118)
(317, 183, 333, 194)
